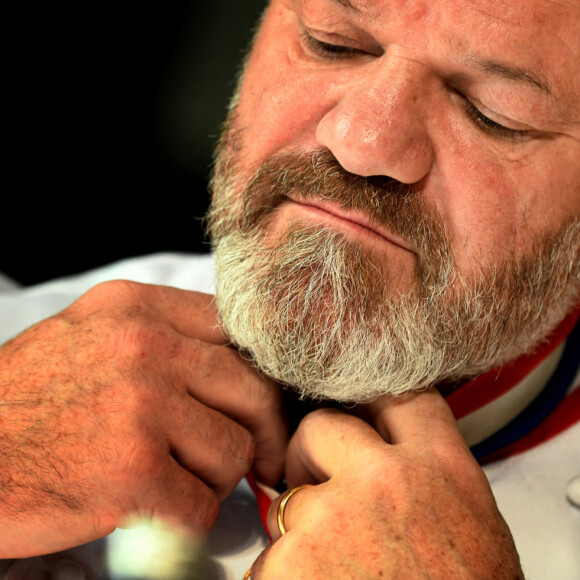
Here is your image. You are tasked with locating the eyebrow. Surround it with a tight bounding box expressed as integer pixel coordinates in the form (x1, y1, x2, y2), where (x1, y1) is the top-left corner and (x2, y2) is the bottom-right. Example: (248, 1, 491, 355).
(331, 0, 362, 12)
(327, 3, 558, 101)
(465, 53, 555, 99)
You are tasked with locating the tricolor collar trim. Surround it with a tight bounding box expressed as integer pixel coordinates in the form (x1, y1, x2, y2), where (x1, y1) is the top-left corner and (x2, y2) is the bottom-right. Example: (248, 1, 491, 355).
(446, 305, 580, 463)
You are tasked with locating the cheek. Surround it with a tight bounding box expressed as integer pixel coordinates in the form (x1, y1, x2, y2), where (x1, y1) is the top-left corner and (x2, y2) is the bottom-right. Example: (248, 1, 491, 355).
(236, 67, 326, 170)
(443, 160, 522, 262)
(233, 9, 337, 174)
(422, 118, 524, 267)
(434, 128, 580, 270)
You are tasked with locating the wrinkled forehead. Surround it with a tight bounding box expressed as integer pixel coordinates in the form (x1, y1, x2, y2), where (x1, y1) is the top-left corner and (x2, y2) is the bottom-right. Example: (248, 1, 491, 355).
(284, 0, 580, 111)
(445, 0, 580, 104)
(321, 0, 580, 27)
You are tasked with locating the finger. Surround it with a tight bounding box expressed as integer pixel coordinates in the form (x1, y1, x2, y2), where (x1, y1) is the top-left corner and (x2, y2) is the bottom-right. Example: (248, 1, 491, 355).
(130, 457, 220, 533)
(165, 397, 255, 500)
(366, 389, 467, 449)
(157, 290, 289, 485)
(245, 543, 273, 580)
(172, 341, 288, 486)
(249, 534, 311, 580)
(266, 484, 315, 542)
(285, 409, 385, 486)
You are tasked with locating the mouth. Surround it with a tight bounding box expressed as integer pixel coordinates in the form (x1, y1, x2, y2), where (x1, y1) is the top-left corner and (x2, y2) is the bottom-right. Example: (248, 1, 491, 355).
(283, 196, 416, 255)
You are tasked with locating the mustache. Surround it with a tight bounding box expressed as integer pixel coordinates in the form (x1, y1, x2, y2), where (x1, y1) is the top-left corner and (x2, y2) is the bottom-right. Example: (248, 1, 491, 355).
(240, 150, 449, 259)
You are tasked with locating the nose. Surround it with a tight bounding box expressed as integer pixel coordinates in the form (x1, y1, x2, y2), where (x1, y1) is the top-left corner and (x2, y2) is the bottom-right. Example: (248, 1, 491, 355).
(315, 56, 435, 183)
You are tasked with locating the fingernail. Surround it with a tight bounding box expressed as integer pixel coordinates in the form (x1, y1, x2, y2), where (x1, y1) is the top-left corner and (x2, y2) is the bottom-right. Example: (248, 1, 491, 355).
(51, 561, 85, 580)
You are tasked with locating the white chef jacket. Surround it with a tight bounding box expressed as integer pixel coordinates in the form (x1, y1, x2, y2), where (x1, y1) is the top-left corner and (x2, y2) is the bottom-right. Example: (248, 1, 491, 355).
(0, 253, 578, 579)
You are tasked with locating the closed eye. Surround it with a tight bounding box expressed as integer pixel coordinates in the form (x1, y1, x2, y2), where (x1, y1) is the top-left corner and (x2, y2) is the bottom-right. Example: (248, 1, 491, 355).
(460, 95, 530, 143)
(301, 31, 365, 60)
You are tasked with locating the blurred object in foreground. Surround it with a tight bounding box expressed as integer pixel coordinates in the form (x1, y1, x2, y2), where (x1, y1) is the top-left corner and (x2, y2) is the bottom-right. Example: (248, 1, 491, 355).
(107, 518, 205, 580)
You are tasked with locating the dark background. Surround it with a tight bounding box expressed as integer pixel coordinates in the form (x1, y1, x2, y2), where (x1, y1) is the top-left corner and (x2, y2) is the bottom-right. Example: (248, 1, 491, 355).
(4, 1, 266, 285)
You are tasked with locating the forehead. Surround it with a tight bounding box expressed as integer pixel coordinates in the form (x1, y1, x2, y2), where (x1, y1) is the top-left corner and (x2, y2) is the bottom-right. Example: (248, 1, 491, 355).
(446, 0, 578, 99)
(332, 0, 579, 25)
(301, 0, 580, 110)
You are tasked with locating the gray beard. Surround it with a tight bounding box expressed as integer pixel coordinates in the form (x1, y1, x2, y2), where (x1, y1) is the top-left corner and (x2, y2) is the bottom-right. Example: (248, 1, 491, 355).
(209, 146, 580, 403)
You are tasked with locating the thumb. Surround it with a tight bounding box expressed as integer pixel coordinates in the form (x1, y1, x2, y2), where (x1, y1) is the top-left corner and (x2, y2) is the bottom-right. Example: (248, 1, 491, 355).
(366, 389, 468, 450)
(285, 408, 386, 487)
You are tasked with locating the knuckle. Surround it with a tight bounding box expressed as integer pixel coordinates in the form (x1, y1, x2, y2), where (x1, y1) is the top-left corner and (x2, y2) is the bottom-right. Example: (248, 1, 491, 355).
(58, 281, 165, 357)
(119, 437, 162, 480)
(297, 407, 343, 434)
(192, 488, 220, 532)
(256, 379, 283, 415)
(239, 434, 256, 473)
(120, 324, 182, 362)
(73, 311, 181, 367)
(228, 425, 256, 475)
(212, 427, 255, 500)
(81, 279, 146, 307)
(91, 509, 121, 538)
(262, 534, 308, 574)
(306, 489, 338, 523)
(178, 337, 207, 369)
(245, 381, 284, 429)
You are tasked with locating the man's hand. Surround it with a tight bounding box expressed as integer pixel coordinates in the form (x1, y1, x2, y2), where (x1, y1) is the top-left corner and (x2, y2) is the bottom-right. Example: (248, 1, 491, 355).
(0, 281, 288, 558)
(251, 390, 523, 579)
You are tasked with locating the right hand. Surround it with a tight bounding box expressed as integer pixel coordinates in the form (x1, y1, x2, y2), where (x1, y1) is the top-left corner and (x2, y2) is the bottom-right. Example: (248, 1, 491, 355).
(252, 390, 523, 579)
(0, 280, 288, 558)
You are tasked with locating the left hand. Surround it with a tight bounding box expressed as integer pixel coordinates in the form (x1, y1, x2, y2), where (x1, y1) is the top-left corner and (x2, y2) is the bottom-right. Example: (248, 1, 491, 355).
(0, 283, 287, 557)
(249, 390, 523, 579)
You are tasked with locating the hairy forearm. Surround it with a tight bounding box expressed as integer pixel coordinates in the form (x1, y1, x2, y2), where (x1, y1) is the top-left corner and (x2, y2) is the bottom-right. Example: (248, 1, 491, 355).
(0, 337, 92, 556)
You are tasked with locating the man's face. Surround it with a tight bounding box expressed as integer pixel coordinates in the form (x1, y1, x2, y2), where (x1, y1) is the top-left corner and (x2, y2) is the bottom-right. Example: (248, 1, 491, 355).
(209, 0, 580, 402)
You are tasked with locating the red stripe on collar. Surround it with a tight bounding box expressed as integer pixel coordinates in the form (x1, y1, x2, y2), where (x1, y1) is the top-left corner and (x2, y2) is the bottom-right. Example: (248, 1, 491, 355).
(447, 305, 580, 421)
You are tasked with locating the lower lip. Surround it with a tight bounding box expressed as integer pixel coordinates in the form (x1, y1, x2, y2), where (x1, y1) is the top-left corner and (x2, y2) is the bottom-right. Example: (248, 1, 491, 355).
(283, 198, 414, 254)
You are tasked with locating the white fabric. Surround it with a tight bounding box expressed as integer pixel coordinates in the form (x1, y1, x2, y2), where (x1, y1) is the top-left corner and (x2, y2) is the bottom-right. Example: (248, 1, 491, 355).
(1, 253, 578, 579)
(456, 343, 566, 447)
(0, 271, 20, 294)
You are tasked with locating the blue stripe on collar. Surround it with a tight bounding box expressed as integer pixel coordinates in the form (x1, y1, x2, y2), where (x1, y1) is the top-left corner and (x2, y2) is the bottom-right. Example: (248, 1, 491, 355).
(471, 318, 580, 462)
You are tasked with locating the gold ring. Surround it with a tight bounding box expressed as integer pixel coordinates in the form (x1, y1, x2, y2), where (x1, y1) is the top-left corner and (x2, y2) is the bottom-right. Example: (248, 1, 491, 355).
(277, 484, 312, 536)
(243, 570, 252, 580)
